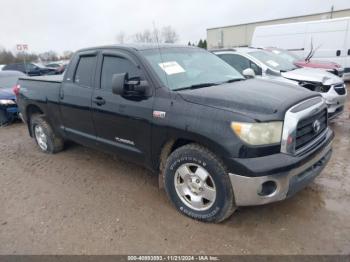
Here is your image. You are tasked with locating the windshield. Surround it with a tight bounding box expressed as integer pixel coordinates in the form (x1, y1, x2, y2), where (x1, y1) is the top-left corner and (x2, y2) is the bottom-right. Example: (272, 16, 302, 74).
(269, 49, 301, 64)
(141, 48, 244, 90)
(248, 50, 298, 72)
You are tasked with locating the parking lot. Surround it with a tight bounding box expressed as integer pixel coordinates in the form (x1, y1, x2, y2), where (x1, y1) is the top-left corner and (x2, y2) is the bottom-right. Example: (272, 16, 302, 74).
(0, 86, 349, 255)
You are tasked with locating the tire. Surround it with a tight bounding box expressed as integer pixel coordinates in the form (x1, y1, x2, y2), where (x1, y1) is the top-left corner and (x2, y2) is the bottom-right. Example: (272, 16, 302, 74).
(30, 114, 64, 154)
(0, 109, 8, 126)
(164, 143, 236, 223)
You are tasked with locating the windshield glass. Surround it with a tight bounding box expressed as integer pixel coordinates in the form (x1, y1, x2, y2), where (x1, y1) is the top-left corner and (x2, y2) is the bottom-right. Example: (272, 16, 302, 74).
(141, 48, 244, 90)
(269, 49, 301, 64)
(248, 50, 298, 72)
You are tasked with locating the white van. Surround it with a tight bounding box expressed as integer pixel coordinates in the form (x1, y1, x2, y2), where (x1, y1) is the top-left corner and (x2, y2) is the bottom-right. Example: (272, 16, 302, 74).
(251, 17, 350, 80)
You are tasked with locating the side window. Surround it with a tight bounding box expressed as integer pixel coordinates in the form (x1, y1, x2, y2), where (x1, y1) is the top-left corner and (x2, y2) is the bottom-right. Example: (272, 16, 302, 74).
(74, 56, 97, 87)
(249, 61, 262, 76)
(17, 64, 25, 71)
(26, 64, 36, 70)
(218, 54, 250, 74)
(100, 56, 141, 91)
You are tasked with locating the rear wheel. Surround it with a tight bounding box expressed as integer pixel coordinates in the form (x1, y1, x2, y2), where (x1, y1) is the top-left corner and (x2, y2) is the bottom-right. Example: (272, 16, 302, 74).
(164, 144, 236, 223)
(30, 114, 64, 154)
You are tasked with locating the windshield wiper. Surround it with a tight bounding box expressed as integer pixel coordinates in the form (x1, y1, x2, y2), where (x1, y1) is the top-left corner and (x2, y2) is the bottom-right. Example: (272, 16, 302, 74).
(223, 78, 245, 83)
(174, 82, 218, 91)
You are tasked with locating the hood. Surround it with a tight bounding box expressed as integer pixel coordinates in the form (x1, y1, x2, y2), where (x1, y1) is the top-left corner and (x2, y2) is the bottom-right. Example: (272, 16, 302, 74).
(295, 59, 341, 69)
(177, 79, 319, 121)
(281, 68, 343, 86)
(0, 88, 15, 100)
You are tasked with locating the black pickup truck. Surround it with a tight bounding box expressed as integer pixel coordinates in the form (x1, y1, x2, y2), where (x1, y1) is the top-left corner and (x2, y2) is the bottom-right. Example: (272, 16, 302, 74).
(16, 44, 333, 223)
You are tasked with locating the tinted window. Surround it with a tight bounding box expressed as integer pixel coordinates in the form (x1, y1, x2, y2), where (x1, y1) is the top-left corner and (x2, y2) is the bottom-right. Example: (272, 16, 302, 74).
(101, 56, 141, 91)
(218, 54, 262, 75)
(74, 56, 96, 87)
(249, 61, 262, 75)
(219, 54, 249, 73)
(3, 64, 15, 70)
(26, 63, 37, 70)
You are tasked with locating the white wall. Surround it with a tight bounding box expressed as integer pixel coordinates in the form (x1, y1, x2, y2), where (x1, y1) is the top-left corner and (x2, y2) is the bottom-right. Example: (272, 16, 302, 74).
(207, 9, 350, 49)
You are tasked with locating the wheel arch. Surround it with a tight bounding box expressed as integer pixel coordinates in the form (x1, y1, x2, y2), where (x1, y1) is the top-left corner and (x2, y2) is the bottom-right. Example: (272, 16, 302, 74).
(25, 104, 44, 137)
(157, 134, 229, 189)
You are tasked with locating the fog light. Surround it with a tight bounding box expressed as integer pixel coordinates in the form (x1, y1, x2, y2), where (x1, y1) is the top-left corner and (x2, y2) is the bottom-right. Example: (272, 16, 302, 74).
(258, 181, 277, 196)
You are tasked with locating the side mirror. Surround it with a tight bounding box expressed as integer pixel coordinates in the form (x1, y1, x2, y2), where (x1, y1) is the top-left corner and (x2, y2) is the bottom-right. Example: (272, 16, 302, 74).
(112, 73, 127, 95)
(242, 68, 256, 79)
(112, 73, 149, 97)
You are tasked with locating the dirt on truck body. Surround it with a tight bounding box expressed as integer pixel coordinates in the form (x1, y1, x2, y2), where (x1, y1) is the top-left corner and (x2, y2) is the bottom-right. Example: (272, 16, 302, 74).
(0, 101, 349, 254)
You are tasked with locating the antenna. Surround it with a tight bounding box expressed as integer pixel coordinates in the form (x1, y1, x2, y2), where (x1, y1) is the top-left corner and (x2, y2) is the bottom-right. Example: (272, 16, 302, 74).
(305, 38, 314, 62)
(152, 21, 169, 87)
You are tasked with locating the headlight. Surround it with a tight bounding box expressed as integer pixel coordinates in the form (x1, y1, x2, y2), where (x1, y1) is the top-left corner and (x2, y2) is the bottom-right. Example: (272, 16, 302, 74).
(231, 121, 283, 145)
(0, 99, 16, 105)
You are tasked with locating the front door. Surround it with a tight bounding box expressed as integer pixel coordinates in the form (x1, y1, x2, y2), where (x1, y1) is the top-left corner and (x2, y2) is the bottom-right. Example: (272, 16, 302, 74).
(92, 51, 154, 165)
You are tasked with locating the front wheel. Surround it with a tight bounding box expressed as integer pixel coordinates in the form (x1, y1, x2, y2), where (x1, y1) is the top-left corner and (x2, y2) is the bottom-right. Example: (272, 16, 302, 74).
(164, 144, 236, 223)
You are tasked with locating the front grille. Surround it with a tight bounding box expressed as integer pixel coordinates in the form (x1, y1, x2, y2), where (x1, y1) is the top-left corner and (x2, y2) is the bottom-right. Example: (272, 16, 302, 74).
(295, 109, 327, 151)
(333, 84, 346, 95)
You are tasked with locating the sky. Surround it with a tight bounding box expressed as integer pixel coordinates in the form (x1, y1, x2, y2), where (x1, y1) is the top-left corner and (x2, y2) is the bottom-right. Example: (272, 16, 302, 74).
(0, 0, 350, 54)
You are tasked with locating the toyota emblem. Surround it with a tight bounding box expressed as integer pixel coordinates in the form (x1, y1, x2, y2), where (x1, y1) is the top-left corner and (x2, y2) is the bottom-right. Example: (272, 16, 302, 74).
(313, 120, 321, 133)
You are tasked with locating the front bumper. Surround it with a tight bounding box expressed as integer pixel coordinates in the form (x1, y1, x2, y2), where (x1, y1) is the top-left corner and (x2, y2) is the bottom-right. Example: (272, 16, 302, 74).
(321, 86, 347, 119)
(227, 129, 333, 206)
(343, 71, 350, 81)
(0, 106, 19, 125)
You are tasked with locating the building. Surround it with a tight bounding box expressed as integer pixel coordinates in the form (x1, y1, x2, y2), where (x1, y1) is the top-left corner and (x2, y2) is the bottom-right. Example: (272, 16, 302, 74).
(207, 8, 350, 49)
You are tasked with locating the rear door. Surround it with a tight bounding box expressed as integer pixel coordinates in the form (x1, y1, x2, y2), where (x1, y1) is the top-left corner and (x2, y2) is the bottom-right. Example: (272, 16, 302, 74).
(59, 51, 98, 146)
(91, 50, 154, 165)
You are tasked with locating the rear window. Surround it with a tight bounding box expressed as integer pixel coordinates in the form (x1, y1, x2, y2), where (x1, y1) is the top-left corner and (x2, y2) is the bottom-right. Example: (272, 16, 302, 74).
(74, 56, 97, 87)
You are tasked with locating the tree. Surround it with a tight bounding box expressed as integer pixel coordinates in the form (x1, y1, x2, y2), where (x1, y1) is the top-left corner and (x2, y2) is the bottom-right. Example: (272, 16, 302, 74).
(188, 41, 191, 46)
(0, 49, 15, 64)
(203, 39, 207, 49)
(38, 51, 58, 62)
(197, 39, 203, 48)
(132, 25, 179, 44)
(16, 52, 38, 63)
(161, 26, 179, 43)
(197, 39, 207, 49)
(61, 51, 74, 60)
(133, 29, 154, 43)
(116, 31, 126, 44)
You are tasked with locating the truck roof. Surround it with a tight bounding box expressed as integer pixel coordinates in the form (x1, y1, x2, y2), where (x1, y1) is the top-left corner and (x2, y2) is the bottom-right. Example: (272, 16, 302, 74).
(77, 44, 198, 52)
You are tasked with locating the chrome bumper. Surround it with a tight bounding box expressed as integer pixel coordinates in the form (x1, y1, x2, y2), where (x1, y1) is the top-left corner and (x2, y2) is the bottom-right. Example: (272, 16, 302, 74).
(228, 141, 332, 206)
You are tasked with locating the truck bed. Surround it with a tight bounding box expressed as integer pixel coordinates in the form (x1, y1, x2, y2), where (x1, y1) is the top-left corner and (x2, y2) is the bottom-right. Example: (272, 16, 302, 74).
(17, 75, 63, 128)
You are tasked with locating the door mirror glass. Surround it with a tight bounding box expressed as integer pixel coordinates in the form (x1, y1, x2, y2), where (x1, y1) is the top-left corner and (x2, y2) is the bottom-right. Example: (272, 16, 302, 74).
(242, 68, 256, 79)
(112, 73, 149, 97)
(112, 73, 127, 95)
